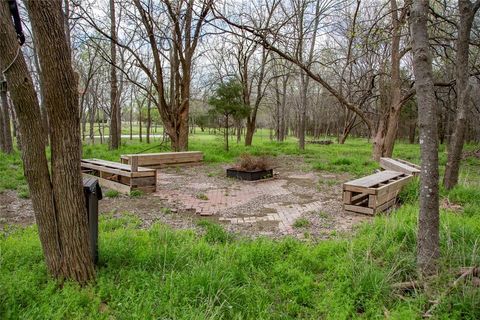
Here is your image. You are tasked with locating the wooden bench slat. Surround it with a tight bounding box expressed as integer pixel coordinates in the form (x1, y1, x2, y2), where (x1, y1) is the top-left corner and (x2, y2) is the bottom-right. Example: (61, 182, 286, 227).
(83, 159, 153, 172)
(380, 158, 421, 176)
(376, 174, 413, 196)
(343, 170, 403, 189)
(120, 152, 203, 168)
(82, 162, 134, 178)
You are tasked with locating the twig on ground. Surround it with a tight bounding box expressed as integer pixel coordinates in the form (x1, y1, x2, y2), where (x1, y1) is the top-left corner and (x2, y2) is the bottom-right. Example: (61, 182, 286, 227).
(423, 267, 478, 318)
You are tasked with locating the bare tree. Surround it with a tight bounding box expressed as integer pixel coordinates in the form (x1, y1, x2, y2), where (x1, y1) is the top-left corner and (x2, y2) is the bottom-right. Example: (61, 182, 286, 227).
(109, 0, 120, 149)
(409, 0, 440, 276)
(443, 0, 480, 189)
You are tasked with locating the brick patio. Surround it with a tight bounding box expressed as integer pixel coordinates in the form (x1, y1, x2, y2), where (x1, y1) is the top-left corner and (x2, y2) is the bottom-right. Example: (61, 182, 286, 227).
(153, 169, 341, 235)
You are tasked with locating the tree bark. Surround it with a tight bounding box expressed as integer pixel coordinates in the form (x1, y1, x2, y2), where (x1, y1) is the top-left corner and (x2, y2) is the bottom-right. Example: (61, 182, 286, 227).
(89, 103, 95, 144)
(146, 94, 151, 144)
(0, 74, 13, 153)
(109, 0, 119, 149)
(0, 79, 6, 152)
(27, 0, 95, 283)
(1, 0, 95, 283)
(409, 0, 440, 276)
(1, 0, 62, 275)
(443, 0, 479, 190)
(372, 0, 406, 161)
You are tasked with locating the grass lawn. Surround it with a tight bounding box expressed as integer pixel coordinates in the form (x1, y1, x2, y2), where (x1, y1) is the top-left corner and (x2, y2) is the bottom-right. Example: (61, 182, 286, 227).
(1, 132, 479, 319)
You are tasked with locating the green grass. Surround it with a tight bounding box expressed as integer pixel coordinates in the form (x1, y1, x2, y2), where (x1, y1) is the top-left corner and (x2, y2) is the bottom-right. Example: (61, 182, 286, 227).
(104, 190, 120, 198)
(0, 151, 25, 192)
(1, 204, 479, 319)
(129, 190, 143, 198)
(293, 218, 310, 228)
(196, 193, 209, 201)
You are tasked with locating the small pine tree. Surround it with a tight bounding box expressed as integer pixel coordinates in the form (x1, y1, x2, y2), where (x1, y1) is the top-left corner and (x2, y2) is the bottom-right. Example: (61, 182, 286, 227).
(208, 80, 250, 151)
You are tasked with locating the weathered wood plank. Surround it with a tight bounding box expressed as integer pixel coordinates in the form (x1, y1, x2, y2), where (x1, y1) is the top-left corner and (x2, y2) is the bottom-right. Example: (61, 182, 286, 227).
(376, 174, 412, 197)
(82, 159, 154, 173)
(380, 158, 421, 176)
(344, 204, 374, 215)
(82, 173, 131, 194)
(343, 170, 404, 189)
(81, 159, 155, 178)
(343, 190, 352, 203)
(373, 197, 397, 214)
(130, 155, 138, 172)
(120, 151, 203, 168)
(395, 158, 420, 169)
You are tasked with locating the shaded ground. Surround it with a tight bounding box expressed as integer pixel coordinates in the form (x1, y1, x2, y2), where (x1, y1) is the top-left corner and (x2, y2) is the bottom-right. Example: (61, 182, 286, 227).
(0, 156, 371, 238)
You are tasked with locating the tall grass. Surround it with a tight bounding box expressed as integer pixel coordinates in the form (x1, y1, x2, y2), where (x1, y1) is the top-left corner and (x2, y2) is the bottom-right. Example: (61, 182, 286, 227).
(1, 206, 479, 319)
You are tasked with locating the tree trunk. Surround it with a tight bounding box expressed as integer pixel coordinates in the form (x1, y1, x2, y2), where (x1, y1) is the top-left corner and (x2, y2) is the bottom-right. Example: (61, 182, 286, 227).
(89, 104, 95, 144)
(129, 90, 133, 140)
(339, 113, 356, 145)
(372, 116, 387, 161)
(409, 0, 440, 276)
(298, 72, 307, 150)
(225, 114, 229, 151)
(11, 106, 22, 150)
(372, 0, 407, 160)
(443, 0, 478, 190)
(28, 0, 95, 282)
(30, 28, 49, 147)
(0, 75, 13, 153)
(1, 0, 95, 283)
(146, 95, 151, 144)
(98, 111, 104, 144)
(245, 119, 255, 146)
(138, 100, 142, 142)
(81, 94, 87, 142)
(109, 0, 119, 149)
(236, 120, 242, 144)
(176, 98, 189, 151)
(279, 77, 288, 141)
(409, 120, 416, 144)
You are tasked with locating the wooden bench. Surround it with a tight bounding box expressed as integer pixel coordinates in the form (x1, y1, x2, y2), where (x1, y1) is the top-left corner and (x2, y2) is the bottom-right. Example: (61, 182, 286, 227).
(343, 170, 412, 215)
(120, 151, 203, 169)
(380, 158, 420, 176)
(81, 158, 156, 194)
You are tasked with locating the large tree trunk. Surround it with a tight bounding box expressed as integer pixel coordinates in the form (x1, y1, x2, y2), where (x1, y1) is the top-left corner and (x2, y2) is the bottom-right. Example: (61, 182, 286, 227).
(245, 119, 255, 146)
(372, 0, 407, 161)
(176, 95, 189, 151)
(1, 0, 62, 275)
(409, 0, 440, 276)
(27, 0, 95, 282)
(109, 0, 119, 149)
(1, 0, 95, 283)
(443, 0, 479, 190)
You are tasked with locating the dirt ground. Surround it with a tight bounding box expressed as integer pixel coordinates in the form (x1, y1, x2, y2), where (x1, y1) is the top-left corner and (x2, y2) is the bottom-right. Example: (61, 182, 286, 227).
(0, 156, 371, 239)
